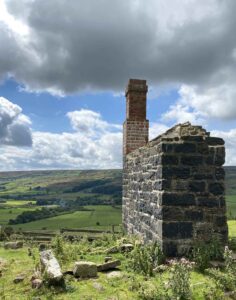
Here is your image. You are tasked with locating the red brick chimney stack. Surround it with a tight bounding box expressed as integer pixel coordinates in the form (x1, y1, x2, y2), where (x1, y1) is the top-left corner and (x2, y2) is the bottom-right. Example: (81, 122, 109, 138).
(123, 79, 149, 156)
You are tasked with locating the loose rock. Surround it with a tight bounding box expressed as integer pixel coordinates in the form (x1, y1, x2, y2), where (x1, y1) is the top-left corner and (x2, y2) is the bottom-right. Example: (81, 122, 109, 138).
(40, 250, 63, 284)
(106, 271, 123, 279)
(4, 241, 23, 250)
(97, 260, 121, 272)
(93, 282, 105, 291)
(73, 261, 97, 278)
(120, 244, 134, 252)
(13, 274, 25, 284)
(31, 278, 43, 289)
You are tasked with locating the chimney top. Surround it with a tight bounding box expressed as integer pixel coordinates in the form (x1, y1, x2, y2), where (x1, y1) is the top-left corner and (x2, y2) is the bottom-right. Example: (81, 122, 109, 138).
(126, 79, 148, 96)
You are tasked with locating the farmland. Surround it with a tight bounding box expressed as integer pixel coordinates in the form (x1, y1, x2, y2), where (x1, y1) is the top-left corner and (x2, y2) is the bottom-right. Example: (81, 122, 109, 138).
(0, 167, 235, 231)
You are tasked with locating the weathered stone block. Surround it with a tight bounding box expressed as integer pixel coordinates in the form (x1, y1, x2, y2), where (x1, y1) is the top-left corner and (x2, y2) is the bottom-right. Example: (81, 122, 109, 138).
(175, 143, 196, 153)
(163, 222, 193, 239)
(209, 183, 224, 195)
(162, 167, 190, 179)
(206, 137, 224, 145)
(162, 193, 195, 206)
(73, 262, 97, 278)
(181, 156, 203, 165)
(185, 209, 203, 221)
(197, 197, 219, 208)
(162, 241, 178, 257)
(161, 155, 179, 165)
(189, 181, 206, 193)
(215, 168, 225, 180)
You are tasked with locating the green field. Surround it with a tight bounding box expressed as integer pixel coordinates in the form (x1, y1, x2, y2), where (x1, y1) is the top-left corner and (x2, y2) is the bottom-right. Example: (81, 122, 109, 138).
(228, 220, 236, 237)
(11, 205, 122, 231)
(226, 195, 236, 219)
(0, 168, 236, 230)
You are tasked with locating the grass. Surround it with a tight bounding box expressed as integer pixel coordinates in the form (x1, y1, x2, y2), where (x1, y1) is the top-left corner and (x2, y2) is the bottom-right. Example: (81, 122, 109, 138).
(11, 205, 122, 231)
(228, 220, 236, 237)
(227, 195, 236, 219)
(1, 232, 235, 300)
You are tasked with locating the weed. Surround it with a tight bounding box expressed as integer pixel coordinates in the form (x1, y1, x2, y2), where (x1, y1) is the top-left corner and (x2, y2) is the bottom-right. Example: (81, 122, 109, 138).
(191, 234, 224, 272)
(127, 241, 165, 277)
(167, 258, 194, 300)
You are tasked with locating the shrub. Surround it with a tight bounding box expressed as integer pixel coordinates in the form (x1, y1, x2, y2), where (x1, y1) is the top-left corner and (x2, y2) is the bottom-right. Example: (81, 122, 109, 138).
(228, 237, 236, 251)
(138, 282, 167, 300)
(203, 247, 236, 293)
(128, 242, 165, 277)
(191, 234, 224, 272)
(167, 258, 194, 300)
(224, 246, 236, 274)
(206, 268, 236, 292)
(51, 235, 77, 263)
(203, 285, 225, 300)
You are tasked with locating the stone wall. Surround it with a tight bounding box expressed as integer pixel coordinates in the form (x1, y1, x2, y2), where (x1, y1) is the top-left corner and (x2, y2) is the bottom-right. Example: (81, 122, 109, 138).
(123, 122, 228, 257)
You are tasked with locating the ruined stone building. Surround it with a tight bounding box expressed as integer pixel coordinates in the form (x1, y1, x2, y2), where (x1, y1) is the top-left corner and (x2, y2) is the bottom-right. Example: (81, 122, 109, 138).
(122, 79, 228, 256)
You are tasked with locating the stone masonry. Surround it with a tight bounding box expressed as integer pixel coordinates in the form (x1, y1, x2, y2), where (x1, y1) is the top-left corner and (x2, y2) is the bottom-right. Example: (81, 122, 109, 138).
(122, 79, 228, 257)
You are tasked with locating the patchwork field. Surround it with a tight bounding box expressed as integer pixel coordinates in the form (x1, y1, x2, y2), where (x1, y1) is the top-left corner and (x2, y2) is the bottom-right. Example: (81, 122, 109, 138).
(12, 205, 122, 231)
(0, 168, 235, 231)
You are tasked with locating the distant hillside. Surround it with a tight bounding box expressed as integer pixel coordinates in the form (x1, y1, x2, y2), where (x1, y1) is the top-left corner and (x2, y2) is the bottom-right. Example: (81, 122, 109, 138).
(225, 166, 236, 195)
(0, 167, 235, 201)
(0, 170, 122, 206)
(0, 167, 236, 227)
(0, 167, 235, 194)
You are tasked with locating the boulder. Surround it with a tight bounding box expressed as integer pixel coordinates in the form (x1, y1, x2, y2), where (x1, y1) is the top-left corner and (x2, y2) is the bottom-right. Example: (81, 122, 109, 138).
(106, 271, 123, 279)
(40, 250, 63, 284)
(13, 274, 25, 284)
(4, 241, 23, 250)
(31, 278, 43, 289)
(120, 243, 134, 252)
(97, 260, 121, 272)
(73, 261, 97, 278)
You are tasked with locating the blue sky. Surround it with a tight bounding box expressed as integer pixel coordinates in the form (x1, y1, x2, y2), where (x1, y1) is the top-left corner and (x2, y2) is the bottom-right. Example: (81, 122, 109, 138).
(0, 0, 236, 170)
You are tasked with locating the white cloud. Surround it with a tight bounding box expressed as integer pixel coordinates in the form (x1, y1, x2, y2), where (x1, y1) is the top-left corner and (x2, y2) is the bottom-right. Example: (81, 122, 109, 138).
(162, 82, 236, 126)
(67, 109, 121, 136)
(0, 100, 122, 170)
(0, 97, 32, 146)
(149, 123, 169, 140)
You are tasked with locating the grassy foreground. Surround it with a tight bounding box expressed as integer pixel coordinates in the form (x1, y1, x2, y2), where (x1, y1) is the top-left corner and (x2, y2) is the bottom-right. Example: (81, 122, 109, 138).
(0, 221, 235, 300)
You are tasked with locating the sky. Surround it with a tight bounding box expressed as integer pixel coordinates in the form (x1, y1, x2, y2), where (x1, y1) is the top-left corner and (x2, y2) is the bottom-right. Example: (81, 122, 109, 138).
(0, 0, 236, 171)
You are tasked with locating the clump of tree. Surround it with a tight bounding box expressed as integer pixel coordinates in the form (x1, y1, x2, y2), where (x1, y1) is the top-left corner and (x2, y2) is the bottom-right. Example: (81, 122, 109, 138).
(8, 199, 92, 225)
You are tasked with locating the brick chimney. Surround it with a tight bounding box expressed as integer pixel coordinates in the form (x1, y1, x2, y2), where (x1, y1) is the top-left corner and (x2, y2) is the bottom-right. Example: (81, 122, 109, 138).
(123, 79, 149, 156)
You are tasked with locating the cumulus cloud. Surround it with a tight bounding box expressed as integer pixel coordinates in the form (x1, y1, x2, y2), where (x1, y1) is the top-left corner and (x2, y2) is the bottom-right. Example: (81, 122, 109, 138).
(162, 84, 236, 124)
(0, 98, 235, 170)
(0, 0, 235, 104)
(67, 109, 121, 136)
(0, 97, 32, 146)
(149, 123, 169, 140)
(0, 100, 122, 170)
